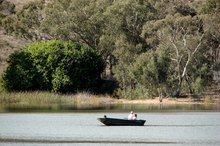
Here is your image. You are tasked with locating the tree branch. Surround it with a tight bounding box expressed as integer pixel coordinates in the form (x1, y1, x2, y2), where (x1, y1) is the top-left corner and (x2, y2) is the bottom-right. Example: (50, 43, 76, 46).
(192, 33, 205, 55)
(181, 33, 205, 78)
(169, 36, 180, 60)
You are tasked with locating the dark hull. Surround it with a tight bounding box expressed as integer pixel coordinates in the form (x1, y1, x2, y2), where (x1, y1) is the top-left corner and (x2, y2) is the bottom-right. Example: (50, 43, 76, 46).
(98, 117, 145, 126)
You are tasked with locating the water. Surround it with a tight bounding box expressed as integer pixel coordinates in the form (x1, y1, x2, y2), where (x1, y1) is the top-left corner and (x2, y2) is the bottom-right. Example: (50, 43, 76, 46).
(0, 112, 220, 146)
(1, 102, 220, 112)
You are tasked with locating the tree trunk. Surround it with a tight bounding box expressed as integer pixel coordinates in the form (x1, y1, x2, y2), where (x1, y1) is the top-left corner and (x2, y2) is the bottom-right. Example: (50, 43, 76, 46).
(185, 76, 193, 94)
(170, 32, 204, 97)
(175, 78, 182, 97)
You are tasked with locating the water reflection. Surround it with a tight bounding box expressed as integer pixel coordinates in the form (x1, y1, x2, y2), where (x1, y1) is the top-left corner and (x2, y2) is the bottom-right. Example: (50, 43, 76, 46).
(1, 103, 220, 112)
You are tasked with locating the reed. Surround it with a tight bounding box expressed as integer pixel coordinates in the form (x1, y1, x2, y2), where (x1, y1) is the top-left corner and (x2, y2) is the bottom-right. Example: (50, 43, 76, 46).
(75, 92, 114, 109)
(0, 91, 115, 111)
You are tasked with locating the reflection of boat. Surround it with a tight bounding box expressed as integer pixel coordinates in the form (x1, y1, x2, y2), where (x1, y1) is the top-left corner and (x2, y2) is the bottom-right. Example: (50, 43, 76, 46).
(98, 116, 146, 126)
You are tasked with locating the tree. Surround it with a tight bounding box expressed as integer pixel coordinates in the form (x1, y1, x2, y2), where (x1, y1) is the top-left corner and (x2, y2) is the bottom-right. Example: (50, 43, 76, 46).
(2, 40, 105, 93)
(201, 0, 220, 65)
(1, 0, 219, 97)
(103, 0, 157, 97)
(142, 9, 212, 97)
(167, 16, 205, 95)
(131, 47, 171, 97)
(41, 0, 110, 47)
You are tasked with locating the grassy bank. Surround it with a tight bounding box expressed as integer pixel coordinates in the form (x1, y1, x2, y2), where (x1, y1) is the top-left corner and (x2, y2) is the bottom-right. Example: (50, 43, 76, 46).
(0, 91, 115, 112)
(1, 91, 220, 106)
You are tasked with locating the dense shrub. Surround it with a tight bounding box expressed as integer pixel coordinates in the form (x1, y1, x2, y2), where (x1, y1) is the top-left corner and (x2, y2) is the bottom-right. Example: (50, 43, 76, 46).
(2, 40, 105, 93)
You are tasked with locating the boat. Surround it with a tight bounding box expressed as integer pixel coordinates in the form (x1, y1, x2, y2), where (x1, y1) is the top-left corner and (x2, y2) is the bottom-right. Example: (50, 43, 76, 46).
(98, 115, 146, 126)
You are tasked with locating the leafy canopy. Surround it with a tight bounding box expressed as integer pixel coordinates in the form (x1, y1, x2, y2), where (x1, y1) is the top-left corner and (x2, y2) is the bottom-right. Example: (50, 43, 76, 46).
(3, 40, 105, 93)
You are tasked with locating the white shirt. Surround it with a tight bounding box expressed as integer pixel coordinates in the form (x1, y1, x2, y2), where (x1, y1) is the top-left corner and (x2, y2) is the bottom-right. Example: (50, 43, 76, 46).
(128, 113, 133, 120)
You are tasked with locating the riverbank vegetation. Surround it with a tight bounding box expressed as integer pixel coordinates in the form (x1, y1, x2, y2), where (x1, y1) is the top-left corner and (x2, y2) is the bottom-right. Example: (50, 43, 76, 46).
(0, 0, 220, 100)
(0, 91, 219, 112)
(0, 91, 115, 112)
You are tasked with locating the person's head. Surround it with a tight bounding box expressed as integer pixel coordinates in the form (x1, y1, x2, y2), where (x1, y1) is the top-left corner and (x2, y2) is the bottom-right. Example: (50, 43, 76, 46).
(130, 111, 133, 114)
(135, 114, 137, 117)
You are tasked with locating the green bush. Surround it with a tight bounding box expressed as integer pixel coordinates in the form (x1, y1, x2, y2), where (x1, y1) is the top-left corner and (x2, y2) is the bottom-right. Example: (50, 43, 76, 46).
(194, 77, 204, 95)
(131, 48, 171, 97)
(2, 51, 42, 91)
(2, 40, 105, 93)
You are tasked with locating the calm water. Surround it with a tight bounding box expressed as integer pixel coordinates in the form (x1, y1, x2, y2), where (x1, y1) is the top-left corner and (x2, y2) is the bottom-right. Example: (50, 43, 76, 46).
(1, 102, 220, 112)
(0, 112, 220, 146)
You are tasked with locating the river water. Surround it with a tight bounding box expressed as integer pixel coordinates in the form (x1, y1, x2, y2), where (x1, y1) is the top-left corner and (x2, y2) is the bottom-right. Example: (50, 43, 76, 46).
(0, 112, 220, 146)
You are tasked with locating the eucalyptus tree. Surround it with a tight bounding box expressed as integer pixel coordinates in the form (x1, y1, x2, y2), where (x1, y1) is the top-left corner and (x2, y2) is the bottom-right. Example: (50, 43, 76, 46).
(142, 1, 211, 96)
(201, 0, 220, 64)
(131, 47, 171, 98)
(41, 0, 115, 79)
(1, 0, 219, 97)
(143, 15, 208, 96)
(41, 0, 112, 48)
(102, 0, 157, 97)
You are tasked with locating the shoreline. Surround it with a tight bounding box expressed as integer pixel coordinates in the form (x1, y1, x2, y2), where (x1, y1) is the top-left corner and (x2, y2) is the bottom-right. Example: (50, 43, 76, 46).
(0, 92, 220, 112)
(117, 97, 220, 105)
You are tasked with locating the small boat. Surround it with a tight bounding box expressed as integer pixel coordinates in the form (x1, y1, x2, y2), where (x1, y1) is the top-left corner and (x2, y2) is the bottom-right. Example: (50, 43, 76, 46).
(98, 115, 146, 126)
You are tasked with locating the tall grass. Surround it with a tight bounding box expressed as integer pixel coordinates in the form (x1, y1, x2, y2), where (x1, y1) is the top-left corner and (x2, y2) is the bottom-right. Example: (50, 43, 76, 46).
(0, 91, 115, 111)
(0, 91, 65, 106)
(74, 92, 113, 109)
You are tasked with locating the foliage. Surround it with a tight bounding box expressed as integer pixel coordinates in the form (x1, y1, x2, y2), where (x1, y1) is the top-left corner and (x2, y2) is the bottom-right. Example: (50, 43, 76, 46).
(194, 77, 204, 95)
(2, 40, 105, 93)
(213, 61, 220, 71)
(1, 0, 220, 98)
(131, 47, 171, 97)
(2, 51, 40, 91)
(1, 0, 44, 40)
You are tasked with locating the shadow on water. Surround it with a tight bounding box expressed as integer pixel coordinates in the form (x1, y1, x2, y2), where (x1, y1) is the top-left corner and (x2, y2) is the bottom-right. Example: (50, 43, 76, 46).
(0, 138, 177, 144)
(1, 103, 220, 113)
(148, 124, 220, 127)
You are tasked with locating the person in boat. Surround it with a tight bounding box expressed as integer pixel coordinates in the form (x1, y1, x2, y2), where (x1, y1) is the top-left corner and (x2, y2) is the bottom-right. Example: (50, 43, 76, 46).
(133, 114, 137, 120)
(128, 111, 134, 120)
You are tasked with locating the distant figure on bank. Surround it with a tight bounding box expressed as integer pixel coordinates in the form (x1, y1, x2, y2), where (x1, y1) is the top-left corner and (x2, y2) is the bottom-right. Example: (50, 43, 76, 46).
(128, 111, 134, 120)
(133, 114, 137, 120)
